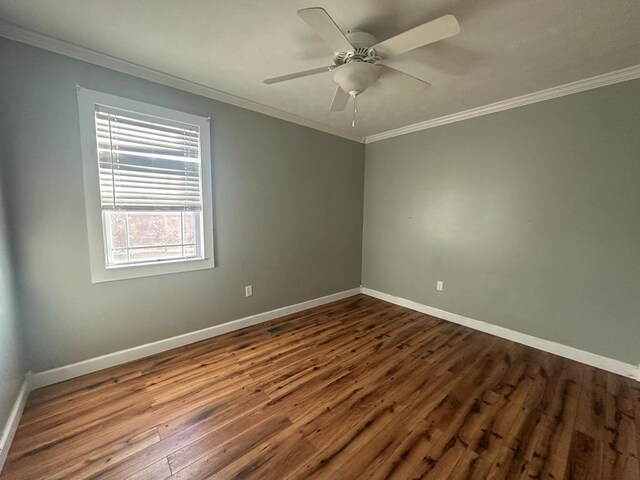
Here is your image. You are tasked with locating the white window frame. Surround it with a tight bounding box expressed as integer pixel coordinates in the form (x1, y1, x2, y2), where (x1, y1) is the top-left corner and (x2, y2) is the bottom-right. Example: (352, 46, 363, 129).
(78, 87, 215, 283)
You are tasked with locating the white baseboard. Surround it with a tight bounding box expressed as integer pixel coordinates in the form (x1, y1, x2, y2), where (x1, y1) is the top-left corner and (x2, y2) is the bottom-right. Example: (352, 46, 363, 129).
(361, 287, 640, 381)
(0, 373, 32, 473)
(30, 288, 360, 390)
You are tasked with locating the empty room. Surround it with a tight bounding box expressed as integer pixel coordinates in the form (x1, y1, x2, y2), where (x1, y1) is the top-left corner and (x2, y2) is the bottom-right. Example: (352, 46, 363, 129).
(0, 1, 639, 479)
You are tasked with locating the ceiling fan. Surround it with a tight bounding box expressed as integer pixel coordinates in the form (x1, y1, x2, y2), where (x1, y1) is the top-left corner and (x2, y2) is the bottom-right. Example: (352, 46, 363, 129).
(264, 7, 461, 127)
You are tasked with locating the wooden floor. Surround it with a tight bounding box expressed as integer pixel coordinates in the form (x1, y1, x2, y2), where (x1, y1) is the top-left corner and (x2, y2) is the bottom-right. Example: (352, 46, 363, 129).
(2, 295, 639, 479)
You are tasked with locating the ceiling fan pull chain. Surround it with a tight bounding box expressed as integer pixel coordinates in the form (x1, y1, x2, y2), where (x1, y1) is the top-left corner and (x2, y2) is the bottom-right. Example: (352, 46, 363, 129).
(352, 93, 357, 128)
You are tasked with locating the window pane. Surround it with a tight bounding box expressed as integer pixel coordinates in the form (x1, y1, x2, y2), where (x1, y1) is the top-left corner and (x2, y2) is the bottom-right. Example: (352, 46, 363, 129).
(110, 248, 128, 264)
(127, 212, 182, 247)
(183, 212, 196, 244)
(128, 246, 183, 262)
(103, 210, 203, 267)
(108, 212, 127, 249)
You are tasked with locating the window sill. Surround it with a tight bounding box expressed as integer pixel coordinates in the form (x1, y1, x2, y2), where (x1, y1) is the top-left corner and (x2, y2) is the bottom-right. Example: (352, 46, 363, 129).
(105, 256, 207, 270)
(91, 256, 215, 283)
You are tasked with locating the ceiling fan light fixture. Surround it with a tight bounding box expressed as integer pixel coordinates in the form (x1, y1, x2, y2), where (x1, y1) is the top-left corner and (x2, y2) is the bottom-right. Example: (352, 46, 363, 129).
(331, 62, 382, 96)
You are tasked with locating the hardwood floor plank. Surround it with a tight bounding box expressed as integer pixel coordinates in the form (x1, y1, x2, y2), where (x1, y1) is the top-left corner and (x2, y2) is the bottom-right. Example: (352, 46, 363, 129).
(167, 416, 292, 479)
(565, 431, 603, 480)
(156, 389, 269, 440)
(522, 362, 581, 480)
(1, 294, 637, 480)
(126, 458, 171, 480)
(166, 405, 287, 472)
(601, 384, 639, 480)
(632, 378, 640, 464)
(0, 427, 161, 480)
(575, 368, 607, 440)
(204, 429, 316, 480)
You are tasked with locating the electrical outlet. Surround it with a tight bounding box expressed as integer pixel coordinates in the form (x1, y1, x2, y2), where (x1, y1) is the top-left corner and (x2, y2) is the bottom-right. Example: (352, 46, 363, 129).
(436, 281, 444, 291)
(245, 285, 253, 297)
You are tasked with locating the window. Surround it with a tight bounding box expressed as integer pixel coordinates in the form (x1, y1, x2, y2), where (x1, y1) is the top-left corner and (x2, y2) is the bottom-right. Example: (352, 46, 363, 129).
(78, 88, 214, 282)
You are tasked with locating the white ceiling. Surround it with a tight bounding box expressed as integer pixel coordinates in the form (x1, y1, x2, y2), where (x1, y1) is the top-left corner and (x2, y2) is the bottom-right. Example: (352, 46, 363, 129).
(1, 0, 639, 139)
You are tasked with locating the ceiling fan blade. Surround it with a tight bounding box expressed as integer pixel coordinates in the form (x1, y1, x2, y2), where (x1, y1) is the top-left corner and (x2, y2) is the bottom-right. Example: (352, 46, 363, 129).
(264, 66, 332, 85)
(381, 65, 431, 87)
(373, 14, 460, 58)
(297, 7, 354, 53)
(329, 87, 349, 111)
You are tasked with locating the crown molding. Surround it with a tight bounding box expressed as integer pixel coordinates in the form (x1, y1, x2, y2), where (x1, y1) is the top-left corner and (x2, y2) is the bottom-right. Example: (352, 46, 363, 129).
(364, 64, 640, 143)
(2, 20, 639, 146)
(0, 20, 363, 143)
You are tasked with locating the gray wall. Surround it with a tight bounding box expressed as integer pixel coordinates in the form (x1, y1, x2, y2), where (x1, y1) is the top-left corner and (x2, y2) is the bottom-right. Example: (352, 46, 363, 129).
(0, 163, 25, 437)
(2, 36, 637, 375)
(363, 79, 640, 365)
(0, 38, 365, 372)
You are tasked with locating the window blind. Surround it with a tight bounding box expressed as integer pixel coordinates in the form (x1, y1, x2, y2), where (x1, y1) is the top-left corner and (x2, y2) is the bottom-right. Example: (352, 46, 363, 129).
(95, 107, 202, 211)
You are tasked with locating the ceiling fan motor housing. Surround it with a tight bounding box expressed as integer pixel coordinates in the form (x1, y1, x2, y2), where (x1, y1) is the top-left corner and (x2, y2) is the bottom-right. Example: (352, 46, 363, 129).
(346, 30, 378, 49)
(334, 30, 380, 65)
